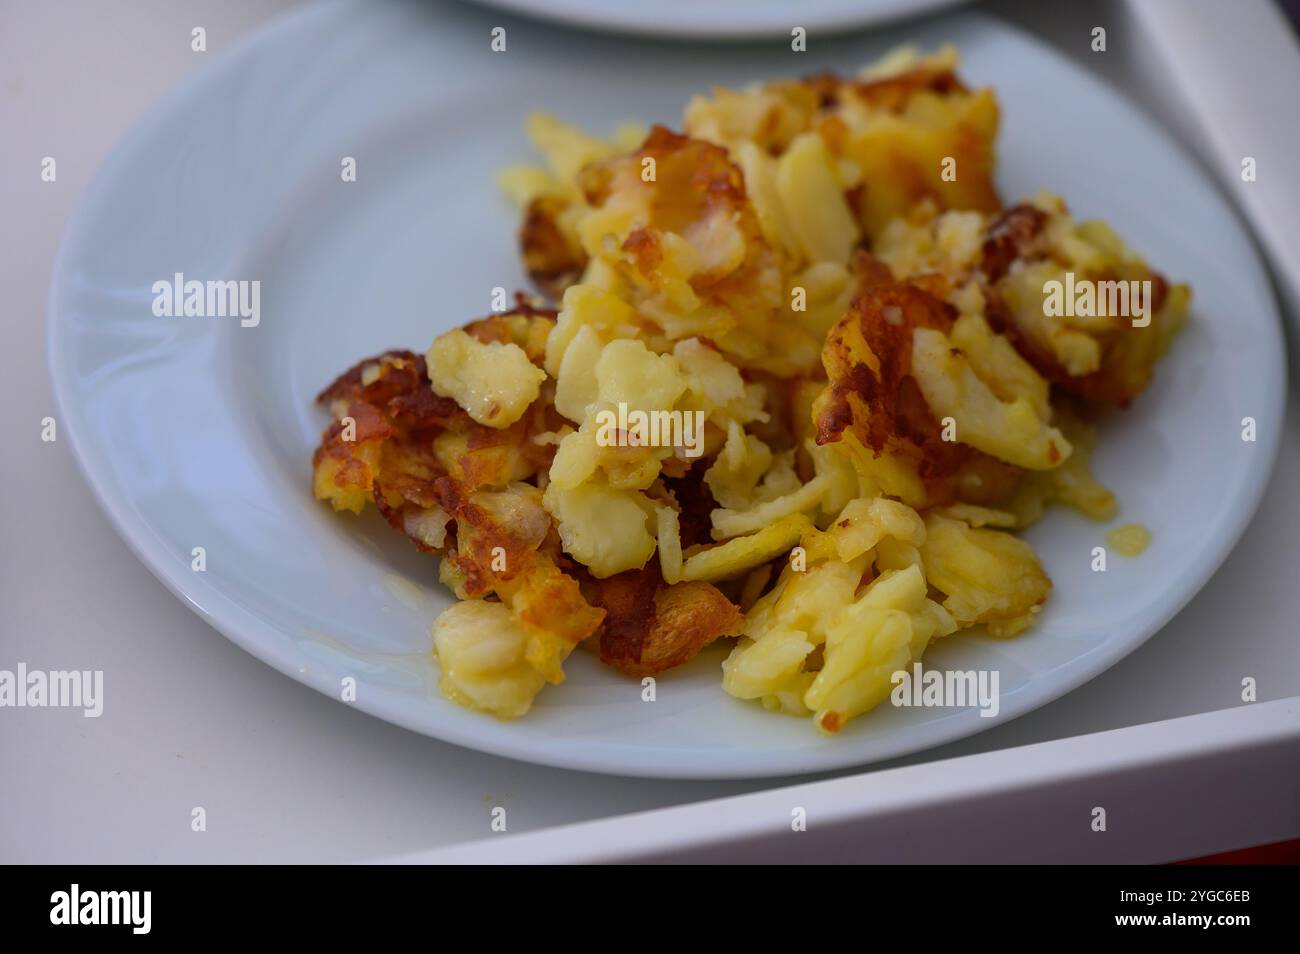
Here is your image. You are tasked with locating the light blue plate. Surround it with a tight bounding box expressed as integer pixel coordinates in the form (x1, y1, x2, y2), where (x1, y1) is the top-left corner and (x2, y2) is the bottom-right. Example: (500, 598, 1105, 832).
(47, 0, 1285, 777)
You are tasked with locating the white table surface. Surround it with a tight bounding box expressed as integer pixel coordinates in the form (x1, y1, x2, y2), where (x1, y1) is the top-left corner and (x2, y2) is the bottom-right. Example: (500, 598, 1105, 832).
(2, 0, 1296, 863)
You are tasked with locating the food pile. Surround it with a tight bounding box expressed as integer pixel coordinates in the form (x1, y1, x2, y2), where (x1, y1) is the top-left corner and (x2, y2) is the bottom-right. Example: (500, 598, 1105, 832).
(312, 47, 1187, 732)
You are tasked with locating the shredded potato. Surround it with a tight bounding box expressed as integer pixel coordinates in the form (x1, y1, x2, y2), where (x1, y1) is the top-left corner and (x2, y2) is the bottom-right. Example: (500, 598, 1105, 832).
(311, 45, 1186, 731)
(427, 329, 546, 429)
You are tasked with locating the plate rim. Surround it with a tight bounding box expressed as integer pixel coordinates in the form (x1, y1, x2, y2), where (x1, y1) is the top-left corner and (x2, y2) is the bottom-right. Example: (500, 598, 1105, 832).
(46, 0, 1289, 779)
(462, 0, 970, 41)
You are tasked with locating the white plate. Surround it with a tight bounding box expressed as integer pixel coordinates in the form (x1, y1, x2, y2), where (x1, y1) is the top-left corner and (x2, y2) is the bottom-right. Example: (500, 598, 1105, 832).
(47, 0, 1285, 778)
(465, 0, 968, 40)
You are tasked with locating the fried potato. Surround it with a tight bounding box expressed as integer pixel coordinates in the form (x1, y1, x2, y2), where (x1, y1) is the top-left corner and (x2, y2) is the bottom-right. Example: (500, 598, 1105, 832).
(802, 496, 926, 564)
(312, 45, 1188, 733)
(519, 193, 588, 298)
(910, 325, 1070, 470)
(313, 399, 392, 514)
(723, 556, 957, 733)
(680, 512, 811, 582)
(427, 329, 547, 429)
(543, 480, 657, 578)
(774, 133, 861, 264)
(311, 308, 607, 716)
(919, 513, 1050, 635)
(684, 46, 1001, 237)
(814, 273, 1032, 508)
(503, 114, 646, 296)
(877, 196, 1189, 407)
(431, 578, 603, 719)
(589, 566, 745, 676)
(433, 600, 548, 719)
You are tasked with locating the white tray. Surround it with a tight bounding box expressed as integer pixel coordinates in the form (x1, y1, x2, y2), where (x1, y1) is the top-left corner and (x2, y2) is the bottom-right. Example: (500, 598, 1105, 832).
(403, 699, 1300, 863)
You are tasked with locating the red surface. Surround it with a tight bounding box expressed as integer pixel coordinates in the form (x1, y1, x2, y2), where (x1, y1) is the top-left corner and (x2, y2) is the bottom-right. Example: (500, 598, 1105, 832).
(1175, 838, 1300, 865)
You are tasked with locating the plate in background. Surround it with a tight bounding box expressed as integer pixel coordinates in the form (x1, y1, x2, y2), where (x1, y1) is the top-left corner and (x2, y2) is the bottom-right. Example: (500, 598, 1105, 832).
(464, 0, 969, 40)
(47, 0, 1285, 777)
